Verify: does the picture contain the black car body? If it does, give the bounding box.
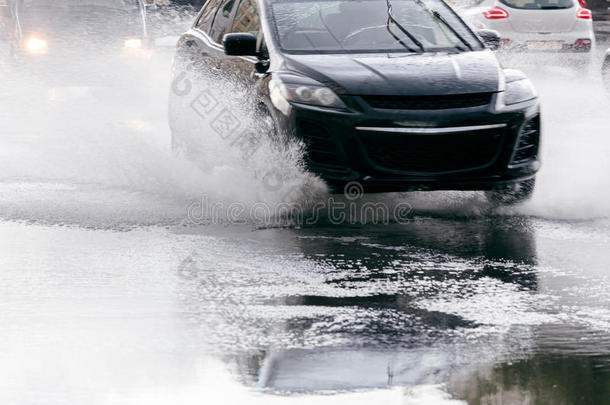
[170,0,541,200]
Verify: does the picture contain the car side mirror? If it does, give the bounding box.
[477,29,501,51]
[223,33,258,56]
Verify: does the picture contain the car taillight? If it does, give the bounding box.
[484,6,509,19]
[576,7,592,19]
[574,39,592,48]
[578,0,586,7]
[483,7,508,20]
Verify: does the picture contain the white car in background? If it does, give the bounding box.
[466,0,594,64]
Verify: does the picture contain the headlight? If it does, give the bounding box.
[269,77,346,112]
[25,37,48,54]
[124,38,143,49]
[498,69,537,107]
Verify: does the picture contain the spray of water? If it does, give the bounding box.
[1,15,609,227]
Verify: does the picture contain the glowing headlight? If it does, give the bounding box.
[498,70,537,107]
[270,77,346,112]
[25,37,48,54]
[124,38,143,49]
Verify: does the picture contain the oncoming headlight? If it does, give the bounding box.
[498,69,537,107]
[269,77,346,113]
[25,36,48,54]
[124,38,143,49]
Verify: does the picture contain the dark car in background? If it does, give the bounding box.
[169,0,542,204]
[3,0,150,61]
[0,0,156,85]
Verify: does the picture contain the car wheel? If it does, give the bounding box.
[485,178,536,206]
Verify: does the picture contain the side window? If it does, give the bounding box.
[195,0,222,33]
[229,0,260,37]
[209,0,237,43]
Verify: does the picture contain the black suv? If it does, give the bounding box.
[169,0,541,203]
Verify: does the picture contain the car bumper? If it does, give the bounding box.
[493,30,594,53]
[276,94,541,193]
[495,51,593,71]
[467,18,593,51]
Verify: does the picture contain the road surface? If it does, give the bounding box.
[1,47,609,404]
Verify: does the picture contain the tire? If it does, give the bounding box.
[485,178,536,206]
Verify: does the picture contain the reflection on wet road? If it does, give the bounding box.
[2,216,609,403]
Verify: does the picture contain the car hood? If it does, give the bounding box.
[281,50,501,96]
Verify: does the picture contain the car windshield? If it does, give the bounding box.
[14,0,143,39]
[270,0,482,54]
[499,0,574,9]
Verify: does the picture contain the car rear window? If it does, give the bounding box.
[499,0,574,10]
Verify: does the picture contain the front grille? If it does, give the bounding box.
[511,118,540,165]
[297,120,344,168]
[362,93,493,110]
[358,127,504,173]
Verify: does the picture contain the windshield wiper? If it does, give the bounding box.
[385,0,425,52]
[386,20,418,52]
[430,9,473,51]
[411,0,473,51]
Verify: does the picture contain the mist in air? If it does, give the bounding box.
[1,7,609,227]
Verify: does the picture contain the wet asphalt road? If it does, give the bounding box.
[2,217,610,404]
[1,45,610,404]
